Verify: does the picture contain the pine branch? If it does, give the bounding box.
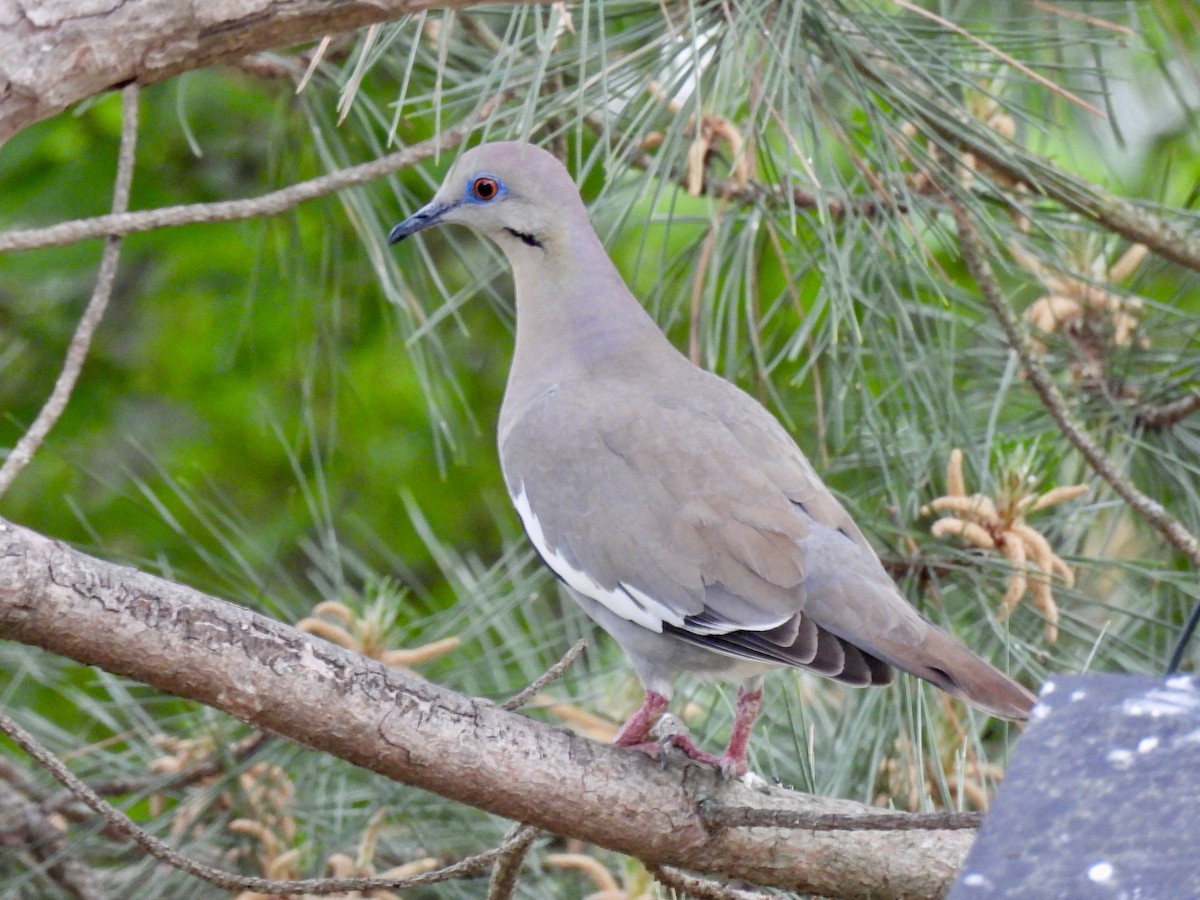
[951,202,1200,571]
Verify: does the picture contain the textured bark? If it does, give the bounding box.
[0,516,973,898]
[0,0,546,143]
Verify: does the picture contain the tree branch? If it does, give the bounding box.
[0,83,138,497]
[0,106,492,255]
[486,823,541,900]
[0,516,974,899]
[0,0,548,143]
[824,10,1200,275]
[950,202,1200,571]
[1134,390,1200,431]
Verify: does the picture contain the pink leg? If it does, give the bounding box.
[719,684,763,776]
[666,683,763,777]
[612,690,670,747]
[614,685,764,778]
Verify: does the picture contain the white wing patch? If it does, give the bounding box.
[512,485,686,633]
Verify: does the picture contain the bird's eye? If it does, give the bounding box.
[471,177,500,202]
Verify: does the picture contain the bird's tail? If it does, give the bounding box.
[898,626,1037,721]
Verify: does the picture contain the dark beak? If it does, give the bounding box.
[388,199,458,244]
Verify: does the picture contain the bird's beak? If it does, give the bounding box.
[388,198,459,244]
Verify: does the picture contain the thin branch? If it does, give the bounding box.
[700,802,982,831]
[0,83,139,498]
[0,709,522,896]
[485,639,597,897]
[1134,391,1200,431]
[486,823,541,900]
[487,639,592,898]
[1047,186,1200,277]
[42,729,272,818]
[694,171,915,218]
[500,638,587,711]
[950,202,1200,571]
[651,865,773,900]
[0,103,494,256]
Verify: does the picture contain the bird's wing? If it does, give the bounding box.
[499,371,901,684]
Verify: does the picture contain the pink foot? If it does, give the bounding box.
[672,683,763,777]
[610,685,764,778]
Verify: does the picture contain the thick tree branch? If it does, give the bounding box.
[0,0,548,143]
[0,517,974,899]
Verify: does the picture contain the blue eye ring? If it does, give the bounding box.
[466,173,506,204]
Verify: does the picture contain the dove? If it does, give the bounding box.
[389,141,1034,775]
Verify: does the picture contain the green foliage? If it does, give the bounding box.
[1,1,1198,896]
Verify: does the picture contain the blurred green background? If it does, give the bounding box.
[1,1,1198,896]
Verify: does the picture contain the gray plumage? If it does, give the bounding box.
[390,141,1035,774]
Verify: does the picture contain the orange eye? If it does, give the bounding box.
[471,177,500,201]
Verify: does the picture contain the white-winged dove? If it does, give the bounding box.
[390,142,1036,776]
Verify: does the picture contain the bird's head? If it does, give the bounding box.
[388,142,583,252]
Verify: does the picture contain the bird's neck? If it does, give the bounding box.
[502,222,680,416]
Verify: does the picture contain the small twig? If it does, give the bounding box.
[0,99,497,255]
[676,164,912,220]
[696,174,914,218]
[500,638,587,712]
[651,865,773,899]
[42,729,272,818]
[1134,390,1200,431]
[486,822,541,900]
[487,640,590,897]
[699,801,982,832]
[950,201,1200,572]
[0,711,525,895]
[0,83,139,498]
[1028,0,1137,35]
